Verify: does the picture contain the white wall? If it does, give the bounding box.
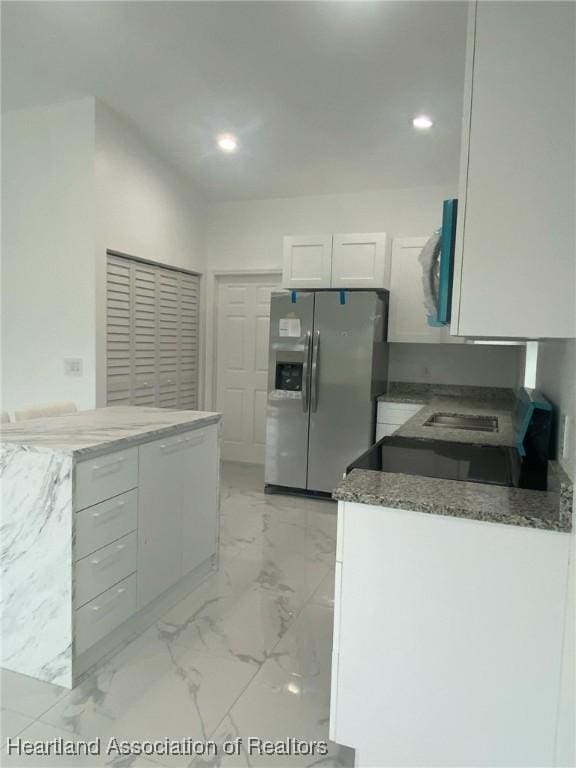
[94,101,207,406]
[2,98,97,414]
[95,102,206,272]
[388,343,523,389]
[2,98,208,413]
[206,185,456,272]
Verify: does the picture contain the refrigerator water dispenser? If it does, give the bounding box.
[275,362,303,392]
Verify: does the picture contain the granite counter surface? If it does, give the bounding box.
[333,463,573,533]
[394,401,515,447]
[0,406,222,459]
[378,382,515,405]
[378,383,516,447]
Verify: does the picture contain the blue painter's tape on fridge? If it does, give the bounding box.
[339,290,346,305]
[291,290,297,304]
[437,198,458,325]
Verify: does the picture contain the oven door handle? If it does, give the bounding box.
[302,331,312,412]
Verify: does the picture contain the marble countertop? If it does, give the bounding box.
[333,464,573,533]
[0,406,222,459]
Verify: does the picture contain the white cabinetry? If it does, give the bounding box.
[452,2,575,338]
[1,411,221,690]
[330,501,571,766]
[138,426,219,607]
[72,423,219,658]
[389,238,463,344]
[138,434,188,607]
[331,233,389,289]
[375,400,424,441]
[282,233,390,290]
[181,427,219,576]
[282,236,332,289]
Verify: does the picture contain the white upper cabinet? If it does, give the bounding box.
[331,233,390,289]
[389,237,463,344]
[282,235,332,289]
[282,233,390,290]
[452,1,575,339]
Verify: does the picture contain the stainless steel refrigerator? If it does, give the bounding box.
[265,290,389,495]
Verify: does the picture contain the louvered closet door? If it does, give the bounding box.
[178,273,200,410]
[158,268,180,408]
[106,256,132,405]
[106,254,200,410]
[132,262,158,405]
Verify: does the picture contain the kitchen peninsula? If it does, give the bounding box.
[0,407,221,689]
[330,464,573,767]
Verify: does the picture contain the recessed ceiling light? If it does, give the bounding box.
[217,133,238,153]
[413,115,434,130]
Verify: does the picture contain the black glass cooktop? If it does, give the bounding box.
[348,436,519,487]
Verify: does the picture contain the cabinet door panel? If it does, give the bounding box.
[282,236,332,289]
[453,2,575,338]
[389,237,463,343]
[332,233,390,289]
[180,426,219,575]
[137,436,184,607]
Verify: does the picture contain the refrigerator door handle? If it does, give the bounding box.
[302,331,312,412]
[310,330,320,413]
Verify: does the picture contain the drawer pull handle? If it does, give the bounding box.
[90,543,126,566]
[184,435,204,445]
[91,457,126,473]
[159,437,194,452]
[91,587,126,612]
[92,500,125,519]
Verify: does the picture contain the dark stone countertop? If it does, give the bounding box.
[333,462,572,533]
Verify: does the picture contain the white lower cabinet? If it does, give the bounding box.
[331,501,571,767]
[74,531,137,608]
[138,434,189,607]
[138,428,219,608]
[138,427,219,607]
[73,424,219,658]
[75,573,137,655]
[75,489,138,562]
[376,400,424,440]
[180,427,219,576]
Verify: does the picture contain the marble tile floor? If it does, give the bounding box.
[1,462,354,768]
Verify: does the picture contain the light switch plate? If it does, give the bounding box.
[64,357,83,377]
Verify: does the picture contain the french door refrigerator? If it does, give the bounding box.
[265,290,388,495]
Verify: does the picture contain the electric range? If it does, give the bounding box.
[347,388,554,491]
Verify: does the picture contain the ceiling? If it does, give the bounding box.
[2,1,468,202]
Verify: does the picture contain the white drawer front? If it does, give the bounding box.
[74,447,138,511]
[377,402,424,425]
[74,532,137,608]
[75,573,137,655]
[155,429,209,455]
[376,423,399,441]
[75,489,137,561]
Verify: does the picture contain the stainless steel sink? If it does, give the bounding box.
[423,413,499,432]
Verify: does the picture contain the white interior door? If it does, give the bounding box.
[216,274,280,463]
